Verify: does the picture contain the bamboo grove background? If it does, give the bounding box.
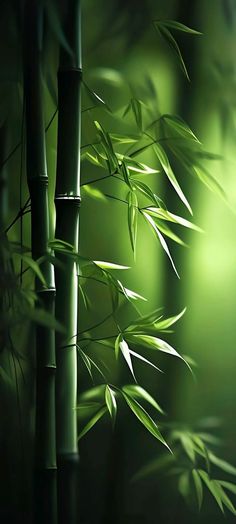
[1,0,236,523]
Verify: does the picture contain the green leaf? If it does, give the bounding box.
[78,405,107,440]
[142,211,179,278]
[110,133,139,144]
[94,120,118,173]
[127,190,138,254]
[115,334,136,380]
[14,253,47,286]
[199,472,236,515]
[80,385,106,402]
[154,142,192,214]
[122,392,170,449]
[172,431,196,462]
[198,470,224,512]
[121,162,134,189]
[125,333,191,372]
[129,349,163,373]
[133,180,160,206]
[82,185,107,202]
[208,452,236,475]
[122,286,147,302]
[122,385,164,414]
[155,23,190,80]
[178,471,190,499]
[132,454,175,481]
[154,308,186,331]
[105,385,117,426]
[145,207,202,232]
[83,82,107,108]
[93,261,130,270]
[131,98,143,130]
[25,307,65,333]
[192,469,203,510]
[163,114,200,142]
[218,481,236,496]
[157,20,202,35]
[78,346,93,380]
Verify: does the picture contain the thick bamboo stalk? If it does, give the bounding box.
[54,1,81,522]
[24,3,57,523]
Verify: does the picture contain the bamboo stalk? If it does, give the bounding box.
[54,1,81,522]
[24,3,57,523]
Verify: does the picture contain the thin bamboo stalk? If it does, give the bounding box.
[24,3,57,523]
[54,2,81,522]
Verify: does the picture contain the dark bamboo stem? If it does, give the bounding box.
[54,2,81,522]
[24,3,57,522]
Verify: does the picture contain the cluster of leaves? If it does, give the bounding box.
[133,422,236,516]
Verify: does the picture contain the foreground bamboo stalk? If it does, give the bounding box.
[24,3,57,522]
[54,1,81,522]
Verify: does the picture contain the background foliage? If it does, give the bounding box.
[0,0,236,523]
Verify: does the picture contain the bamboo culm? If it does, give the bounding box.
[24,2,57,522]
[54,1,81,522]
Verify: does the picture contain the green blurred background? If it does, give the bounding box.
[1,0,236,522]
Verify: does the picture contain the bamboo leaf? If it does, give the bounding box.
[83,82,107,108]
[78,405,107,440]
[129,349,163,373]
[14,253,47,286]
[130,98,143,130]
[133,180,162,206]
[192,469,203,510]
[94,261,130,270]
[178,471,190,499]
[25,307,65,333]
[198,470,224,512]
[110,133,139,144]
[163,114,200,142]
[80,385,106,402]
[155,23,190,80]
[142,211,179,278]
[125,333,191,372]
[122,384,164,414]
[82,185,107,202]
[105,385,117,426]
[78,346,93,381]
[156,20,202,35]
[208,452,236,475]
[121,162,134,189]
[145,207,202,232]
[122,392,170,449]
[115,334,136,381]
[154,143,192,214]
[218,481,236,496]
[154,308,186,331]
[127,190,138,254]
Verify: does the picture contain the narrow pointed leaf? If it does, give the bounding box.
[105,385,117,426]
[129,349,163,373]
[142,211,179,278]
[127,190,138,253]
[122,392,170,449]
[126,333,191,371]
[155,23,190,80]
[122,385,164,414]
[157,20,202,35]
[198,470,224,512]
[145,207,202,232]
[78,405,107,440]
[192,469,203,510]
[94,261,130,270]
[154,142,192,214]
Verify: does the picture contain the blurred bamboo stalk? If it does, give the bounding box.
[24,2,57,522]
